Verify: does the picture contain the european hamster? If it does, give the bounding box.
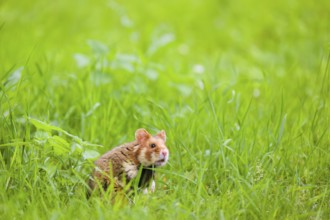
[88,128,169,196]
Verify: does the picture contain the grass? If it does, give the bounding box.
[1,0,330,219]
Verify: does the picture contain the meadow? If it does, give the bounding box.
[0,0,329,219]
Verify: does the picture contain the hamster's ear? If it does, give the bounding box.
[135,128,151,142]
[157,130,166,142]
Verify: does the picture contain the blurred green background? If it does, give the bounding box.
[2,0,328,71]
[1,0,329,219]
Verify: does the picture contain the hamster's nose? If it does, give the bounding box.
[162,151,168,157]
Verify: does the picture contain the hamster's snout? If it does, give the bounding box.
[162,150,168,157]
[154,148,169,167]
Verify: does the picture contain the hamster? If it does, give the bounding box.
[88,128,169,196]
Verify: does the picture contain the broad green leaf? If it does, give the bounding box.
[29,118,64,133]
[148,33,175,55]
[48,136,70,155]
[82,150,100,160]
[5,66,23,89]
[73,53,90,68]
[87,40,109,55]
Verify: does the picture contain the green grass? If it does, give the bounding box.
[1,0,330,219]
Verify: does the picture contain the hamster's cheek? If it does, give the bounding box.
[151,152,159,163]
[137,148,148,165]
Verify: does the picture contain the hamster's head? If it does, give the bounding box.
[135,128,169,167]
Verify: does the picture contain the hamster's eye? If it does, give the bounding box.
[150,143,156,148]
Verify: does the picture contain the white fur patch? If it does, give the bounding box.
[142,180,156,194]
[123,162,138,179]
[150,180,156,193]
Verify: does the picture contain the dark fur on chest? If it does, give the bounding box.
[138,166,155,188]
